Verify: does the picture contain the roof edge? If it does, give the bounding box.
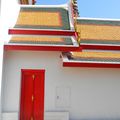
[19,4,68,9]
[77,17,120,22]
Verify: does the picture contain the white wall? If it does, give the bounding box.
[2,50,120,120]
[0,0,1,16]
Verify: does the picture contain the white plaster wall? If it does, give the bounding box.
[0,45,4,120]
[2,50,120,120]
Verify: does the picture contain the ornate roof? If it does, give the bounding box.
[61,18,120,68]
[77,18,120,50]
[62,51,120,68]
[6,5,80,51]
[71,51,120,61]
[6,4,120,68]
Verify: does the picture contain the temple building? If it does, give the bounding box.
[0,0,120,120]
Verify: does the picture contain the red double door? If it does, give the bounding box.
[20,69,45,120]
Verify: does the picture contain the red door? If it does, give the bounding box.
[20,69,45,120]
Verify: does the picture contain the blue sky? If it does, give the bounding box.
[36,0,120,19]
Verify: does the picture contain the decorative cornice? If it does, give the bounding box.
[71,0,79,17]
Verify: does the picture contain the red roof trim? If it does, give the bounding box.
[9,29,77,37]
[63,61,120,68]
[81,44,120,50]
[4,45,82,51]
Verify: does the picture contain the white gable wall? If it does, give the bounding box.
[1,50,120,120]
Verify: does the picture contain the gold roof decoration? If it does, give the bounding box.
[20,0,36,4]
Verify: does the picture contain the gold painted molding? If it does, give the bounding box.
[20,0,36,4]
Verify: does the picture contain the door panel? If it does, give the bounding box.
[34,71,44,120]
[24,74,34,120]
[20,69,45,120]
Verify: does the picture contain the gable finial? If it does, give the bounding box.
[71,0,79,17]
[70,0,80,44]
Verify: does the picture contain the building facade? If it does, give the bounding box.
[1,0,120,120]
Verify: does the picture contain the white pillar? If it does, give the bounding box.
[0,0,19,118]
[0,45,4,120]
[0,0,3,119]
[0,0,1,15]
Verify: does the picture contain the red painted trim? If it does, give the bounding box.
[78,23,120,27]
[75,32,78,39]
[4,45,82,52]
[81,44,120,50]
[63,62,120,68]
[9,29,76,36]
[20,69,45,120]
[20,70,25,120]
